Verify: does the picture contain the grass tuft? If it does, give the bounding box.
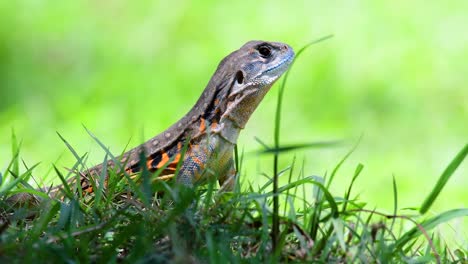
[0,136,466,262]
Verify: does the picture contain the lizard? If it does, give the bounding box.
[8,40,295,203]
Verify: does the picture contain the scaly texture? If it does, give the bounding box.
[11,40,295,202]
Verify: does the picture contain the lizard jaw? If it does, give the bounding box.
[252,47,295,87]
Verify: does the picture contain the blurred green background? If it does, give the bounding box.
[0,0,466,225]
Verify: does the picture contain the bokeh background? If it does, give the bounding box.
[1,1,466,233]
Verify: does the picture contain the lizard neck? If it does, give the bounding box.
[220,83,274,129]
[215,118,241,145]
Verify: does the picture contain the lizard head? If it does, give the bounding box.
[225,40,295,95]
[215,40,295,129]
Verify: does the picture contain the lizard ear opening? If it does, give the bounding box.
[235,70,244,84]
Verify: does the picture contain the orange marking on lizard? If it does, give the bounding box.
[199,118,206,132]
[146,158,153,171]
[211,120,218,130]
[174,152,181,164]
[84,186,93,193]
[167,143,183,169]
[156,152,170,168]
[167,153,181,169]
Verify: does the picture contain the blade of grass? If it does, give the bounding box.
[342,163,364,213]
[272,34,333,251]
[326,135,362,189]
[30,200,61,241]
[390,175,398,232]
[53,165,75,199]
[20,159,41,189]
[57,132,82,162]
[0,163,40,195]
[7,188,50,200]
[420,143,468,214]
[283,156,296,216]
[11,128,20,178]
[83,125,121,171]
[254,136,272,151]
[2,134,22,180]
[331,218,346,251]
[258,166,291,192]
[93,154,108,206]
[395,208,468,251]
[267,176,339,218]
[309,176,325,240]
[256,141,342,155]
[233,145,244,193]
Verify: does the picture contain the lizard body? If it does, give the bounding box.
[13,40,295,201]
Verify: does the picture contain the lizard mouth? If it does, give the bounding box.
[263,49,295,75]
[249,49,294,87]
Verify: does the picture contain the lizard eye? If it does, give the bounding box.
[235,70,244,84]
[257,45,272,58]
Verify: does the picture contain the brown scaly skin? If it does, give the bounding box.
[8,40,295,204]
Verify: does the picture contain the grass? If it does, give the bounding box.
[1,133,467,263]
[0,40,467,262]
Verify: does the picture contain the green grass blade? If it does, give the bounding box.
[0,163,40,195]
[56,131,82,162]
[7,188,50,200]
[2,131,22,181]
[139,150,152,206]
[253,136,272,151]
[420,144,468,214]
[93,154,108,206]
[270,176,339,218]
[256,140,342,155]
[53,165,74,199]
[30,200,61,240]
[342,163,363,213]
[390,175,398,232]
[395,208,468,250]
[309,175,325,240]
[331,218,346,251]
[272,35,333,251]
[11,128,20,178]
[83,125,121,170]
[326,135,362,189]
[283,156,296,216]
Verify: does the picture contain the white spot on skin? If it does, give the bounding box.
[178,123,182,128]
[152,139,159,146]
[165,132,171,138]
